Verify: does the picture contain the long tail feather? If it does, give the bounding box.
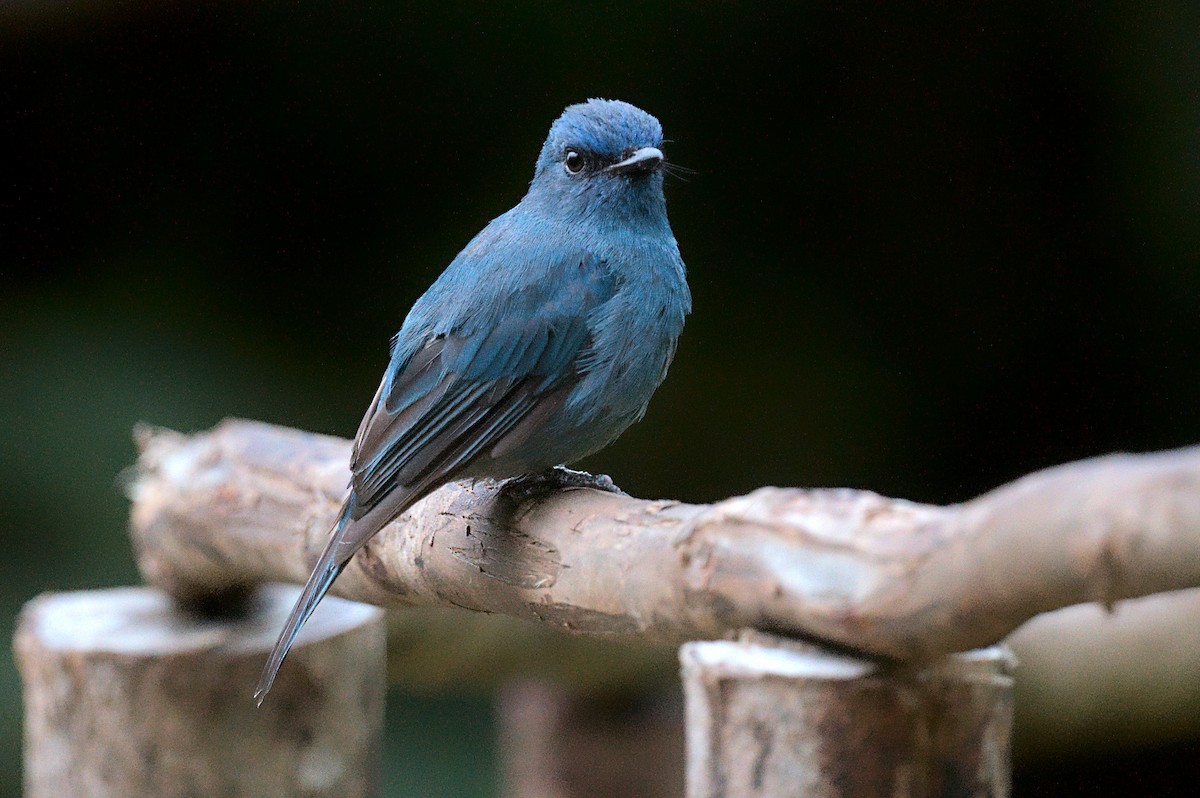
[255,498,359,705]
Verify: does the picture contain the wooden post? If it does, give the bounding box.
[15,585,386,798]
[496,681,685,798]
[680,632,1014,798]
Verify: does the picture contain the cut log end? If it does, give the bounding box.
[16,585,387,798]
[681,631,1015,798]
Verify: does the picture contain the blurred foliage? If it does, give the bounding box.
[383,692,496,798]
[2,2,1198,796]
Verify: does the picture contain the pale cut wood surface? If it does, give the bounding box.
[15,585,386,798]
[680,633,1014,798]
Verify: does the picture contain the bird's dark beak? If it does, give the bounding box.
[607,146,664,176]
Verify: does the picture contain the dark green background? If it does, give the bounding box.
[3,2,1198,795]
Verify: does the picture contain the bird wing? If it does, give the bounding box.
[349,251,618,515]
[255,251,620,703]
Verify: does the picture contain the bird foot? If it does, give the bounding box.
[500,465,627,502]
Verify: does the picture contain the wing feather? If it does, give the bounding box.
[348,252,617,517]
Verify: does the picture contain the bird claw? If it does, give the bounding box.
[547,465,627,495]
[500,465,627,502]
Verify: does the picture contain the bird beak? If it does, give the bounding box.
[607,146,665,175]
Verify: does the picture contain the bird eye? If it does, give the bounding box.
[564,150,586,175]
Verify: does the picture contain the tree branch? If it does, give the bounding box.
[129,419,1200,661]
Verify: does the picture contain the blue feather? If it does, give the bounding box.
[257,98,691,702]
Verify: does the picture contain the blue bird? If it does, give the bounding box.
[256,99,691,703]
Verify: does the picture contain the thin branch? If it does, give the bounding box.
[129,419,1200,660]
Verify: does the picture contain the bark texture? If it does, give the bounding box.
[680,632,1014,798]
[15,585,385,798]
[130,419,1200,661]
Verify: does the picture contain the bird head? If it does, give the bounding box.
[529,99,669,221]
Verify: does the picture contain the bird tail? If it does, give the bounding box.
[255,493,367,705]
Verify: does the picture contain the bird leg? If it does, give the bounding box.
[500,465,627,502]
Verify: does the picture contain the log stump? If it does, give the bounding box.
[15,584,386,798]
[681,632,1015,798]
[497,681,685,798]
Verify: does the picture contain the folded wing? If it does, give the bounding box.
[350,251,618,515]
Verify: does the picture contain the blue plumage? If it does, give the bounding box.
[256,99,691,703]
